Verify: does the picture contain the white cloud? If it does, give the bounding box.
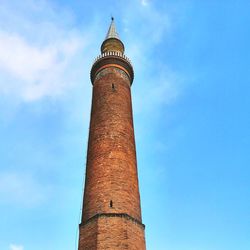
[0,0,91,103]
[0,31,83,101]
[141,0,149,6]
[0,31,80,82]
[123,0,171,46]
[121,1,180,114]
[9,244,24,250]
[0,0,177,108]
[132,69,182,116]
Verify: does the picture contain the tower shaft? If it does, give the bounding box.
[78,19,146,250]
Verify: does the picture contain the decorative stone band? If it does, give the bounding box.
[93,51,132,64]
[90,52,134,84]
[79,213,145,229]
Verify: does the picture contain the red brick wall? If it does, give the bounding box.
[78,219,98,250]
[79,215,146,250]
[79,66,146,249]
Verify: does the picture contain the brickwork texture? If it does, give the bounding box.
[78,20,146,249]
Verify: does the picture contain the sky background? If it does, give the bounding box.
[0,0,250,250]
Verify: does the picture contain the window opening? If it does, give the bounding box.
[110,200,113,208]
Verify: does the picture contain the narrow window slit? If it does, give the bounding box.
[110,200,113,208]
[112,83,115,91]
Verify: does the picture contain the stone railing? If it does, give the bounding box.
[92,51,133,66]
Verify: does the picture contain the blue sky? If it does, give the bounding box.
[0,0,249,250]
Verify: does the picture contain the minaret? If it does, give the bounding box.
[78,18,146,249]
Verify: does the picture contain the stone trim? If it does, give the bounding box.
[94,67,131,88]
[90,53,134,84]
[80,213,145,229]
[93,51,132,65]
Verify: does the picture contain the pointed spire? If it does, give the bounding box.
[105,17,120,40]
[101,17,125,54]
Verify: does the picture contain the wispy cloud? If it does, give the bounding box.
[120,1,180,114]
[0,172,51,207]
[123,1,171,47]
[0,0,178,108]
[9,244,24,250]
[141,0,149,6]
[0,31,83,101]
[0,0,90,103]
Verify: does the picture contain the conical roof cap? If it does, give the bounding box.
[101,17,124,54]
[105,17,120,40]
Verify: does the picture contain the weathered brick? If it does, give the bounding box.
[78,47,145,249]
[79,215,145,250]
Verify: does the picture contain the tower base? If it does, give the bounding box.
[78,213,146,250]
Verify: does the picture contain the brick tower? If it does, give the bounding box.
[78,18,146,250]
